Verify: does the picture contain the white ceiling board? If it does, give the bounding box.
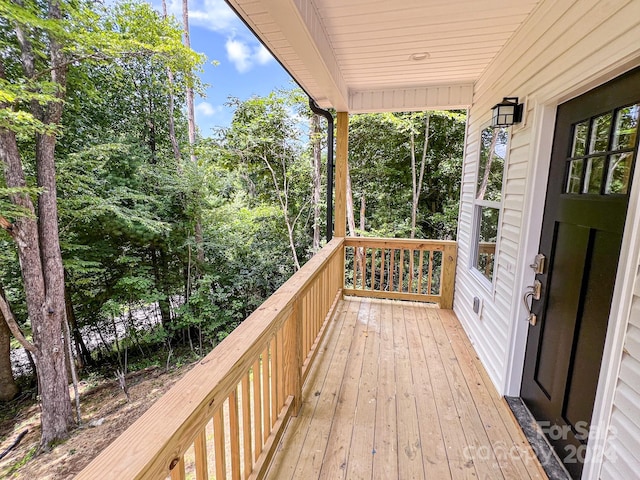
[226,0,542,112]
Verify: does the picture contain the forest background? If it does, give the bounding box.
[0,0,466,461]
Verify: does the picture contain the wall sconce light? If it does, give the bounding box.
[491,97,523,127]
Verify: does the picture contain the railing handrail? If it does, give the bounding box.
[344,236,457,249]
[76,237,344,480]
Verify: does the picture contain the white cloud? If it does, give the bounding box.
[195,101,220,117]
[225,38,252,73]
[225,37,273,73]
[162,0,240,35]
[255,44,273,65]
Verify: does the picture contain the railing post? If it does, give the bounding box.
[284,301,302,416]
[441,243,458,309]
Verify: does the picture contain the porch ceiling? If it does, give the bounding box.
[225,0,541,112]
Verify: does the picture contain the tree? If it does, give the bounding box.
[0,0,201,447]
[0,284,19,401]
[221,90,313,270]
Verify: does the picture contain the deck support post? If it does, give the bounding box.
[284,301,302,416]
[335,112,348,291]
[334,112,348,238]
[441,243,457,309]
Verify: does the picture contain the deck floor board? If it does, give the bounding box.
[266,297,547,480]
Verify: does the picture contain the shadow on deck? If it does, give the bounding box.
[266,297,547,480]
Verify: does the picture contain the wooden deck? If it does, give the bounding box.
[266,297,547,480]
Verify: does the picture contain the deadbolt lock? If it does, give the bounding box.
[530,253,545,274]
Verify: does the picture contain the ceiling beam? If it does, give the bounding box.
[349,84,474,113]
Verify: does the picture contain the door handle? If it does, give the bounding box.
[523,280,542,326]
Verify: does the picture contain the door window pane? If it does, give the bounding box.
[566,160,583,194]
[572,121,589,157]
[606,152,633,194]
[583,156,605,194]
[612,104,639,150]
[475,206,499,281]
[589,113,612,153]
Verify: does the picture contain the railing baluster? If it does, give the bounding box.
[302,292,308,359]
[390,248,395,291]
[270,336,278,428]
[261,346,270,444]
[428,250,434,295]
[194,429,208,480]
[229,388,241,480]
[276,328,284,421]
[417,249,424,295]
[213,408,226,479]
[252,359,262,462]
[409,249,415,293]
[370,248,375,289]
[380,248,386,291]
[399,249,405,293]
[170,456,185,480]
[241,374,252,479]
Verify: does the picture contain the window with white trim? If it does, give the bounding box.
[473,125,508,282]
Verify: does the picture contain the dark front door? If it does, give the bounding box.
[521,67,640,479]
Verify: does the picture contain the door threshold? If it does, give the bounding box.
[505,396,573,480]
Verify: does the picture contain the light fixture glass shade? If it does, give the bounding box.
[491,97,523,127]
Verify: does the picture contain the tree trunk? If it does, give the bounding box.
[64,282,92,368]
[410,113,430,239]
[0,0,73,447]
[0,311,19,402]
[162,0,181,163]
[476,131,499,201]
[285,214,301,271]
[181,0,205,265]
[311,114,322,251]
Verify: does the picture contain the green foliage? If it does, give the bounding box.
[348,111,466,239]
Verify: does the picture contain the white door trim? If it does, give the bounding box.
[502,100,556,397]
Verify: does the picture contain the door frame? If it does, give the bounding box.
[503,60,640,479]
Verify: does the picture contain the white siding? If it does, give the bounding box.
[601,290,640,479]
[453,2,640,468]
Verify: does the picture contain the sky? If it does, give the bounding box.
[154,0,296,136]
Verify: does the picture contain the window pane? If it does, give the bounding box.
[589,113,612,153]
[572,121,589,157]
[612,104,639,150]
[476,126,508,202]
[566,160,583,194]
[606,152,633,194]
[583,156,605,194]
[475,206,499,281]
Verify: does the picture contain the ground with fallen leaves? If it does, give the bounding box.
[0,363,195,479]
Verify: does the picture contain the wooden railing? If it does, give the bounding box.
[76,238,344,480]
[343,237,457,309]
[77,236,458,479]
